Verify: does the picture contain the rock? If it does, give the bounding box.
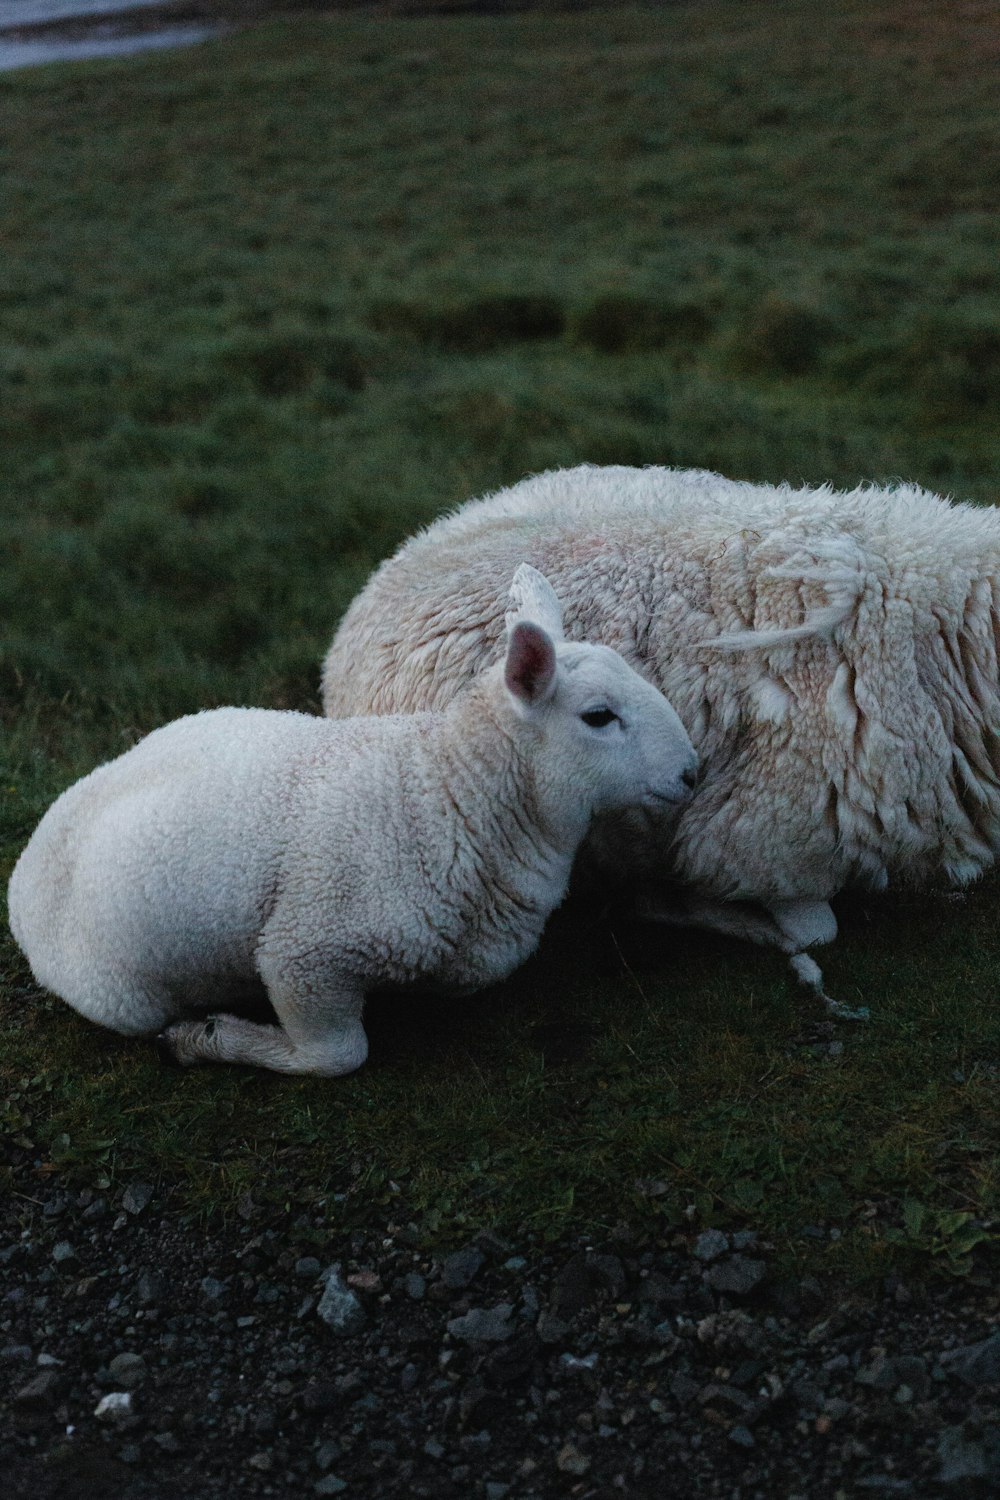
[14,1370,63,1407]
[423,1438,445,1459]
[346,1268,381,1293]
[295,1257,322,1280]
[940,1333,1000,1389]
[121,1183,153,1216]
[555,1442,591,1476]
[314,1478,347,1496]
[559,1351,599,1373]
[199,1276,228,1303]
[728,1424,755,1448]
[668,1372,699,1406]
[535,1311,571,1344]
[135,1270,164,1306]
[0,1344,32,1363]
[447,1304,514,1344]
[51,1242,78,1268]
[481,1330,541,1386]
[550,1253,592,1317]
[703,1256,767,1297]
[441,1247,484,1291]
[693,1229,730,1264]
[586,1253,627,1300]
[937,1425,1000,1484]
[856,1354,928,1395]
[315,1439,342,1471]
[95,1391,134,1425]
[404,1273,426,1300]
[316,1268,366,1337]
[696,1310,767,1353]
[108,1352,147,1390]
[301,1380,339,1415]
[698,1382,758,1418]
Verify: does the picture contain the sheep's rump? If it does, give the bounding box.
[323,465,1000,906]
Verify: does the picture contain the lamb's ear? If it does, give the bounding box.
[505,563,564,643]
[505,621,557,709]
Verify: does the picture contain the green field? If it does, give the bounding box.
[2,0,998,1276]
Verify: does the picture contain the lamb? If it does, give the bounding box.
[322,464,1000,1012]
[8,565,696,1077]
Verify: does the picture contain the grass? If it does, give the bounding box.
[2,0,999,1276]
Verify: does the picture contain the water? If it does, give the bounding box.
[3,1,169,23]
[0,1,220,72]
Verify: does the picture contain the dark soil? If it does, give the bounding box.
[3,1176,1000,1498]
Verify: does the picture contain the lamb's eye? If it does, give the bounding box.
[581,708,618,729]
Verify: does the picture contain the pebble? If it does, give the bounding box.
[316,1268,366,1337]
[314,1479,347,1497]
[555,1441,591,1476]
[315,1439,342,1471]
[441,1247,484,1290]
[447,1304,514,1344]
[94,1391,134,1425]
[937,1426,996,1483]
[108,1352,147,1389]
[121,1183,153,1217]
[941,1333,1000,1388]
[704,1256,767,1296]
[14,1370,62,1407]
[693,1229,730,1263]
[728,1424,756,1448]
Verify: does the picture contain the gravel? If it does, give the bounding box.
[2,1180,999,1497]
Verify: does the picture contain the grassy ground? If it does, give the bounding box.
[2,0,998,1276]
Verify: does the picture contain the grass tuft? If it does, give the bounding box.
[570,293,712,353]
[369,293,566,351]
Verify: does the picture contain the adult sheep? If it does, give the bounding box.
[9,566,695,1076]
[323,464,1000,1013]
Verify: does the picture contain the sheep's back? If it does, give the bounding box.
[323,465,1000,900]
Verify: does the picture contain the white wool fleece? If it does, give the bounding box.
[9,565,696,1076]
[322,465,1000,993]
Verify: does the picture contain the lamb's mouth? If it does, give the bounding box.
[646,787,694,808]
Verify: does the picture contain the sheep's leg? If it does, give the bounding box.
[765,899,838,951]
[633,890,799,950]
[634,890,868,1021]
[158,977,369,1077]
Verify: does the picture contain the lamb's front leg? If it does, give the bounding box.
[158,979,369,1077]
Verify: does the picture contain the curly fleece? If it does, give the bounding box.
[323,464,1000,909]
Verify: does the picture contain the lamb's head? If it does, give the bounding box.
[501,564,697,816]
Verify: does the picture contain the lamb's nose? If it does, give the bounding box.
[681,764,698,790]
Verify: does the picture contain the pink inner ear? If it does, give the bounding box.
[505,622,556,705]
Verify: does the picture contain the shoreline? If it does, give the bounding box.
[0,0,589,43]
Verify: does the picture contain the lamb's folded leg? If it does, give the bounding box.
[634,890,868,1021]
[158,981,369,1077]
